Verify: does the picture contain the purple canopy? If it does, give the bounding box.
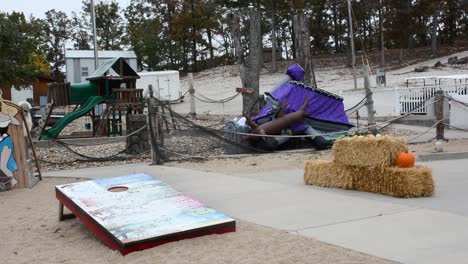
[253,81,352,131]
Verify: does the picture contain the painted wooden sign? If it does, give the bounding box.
[55,173,236,255]
[0,99,35,191]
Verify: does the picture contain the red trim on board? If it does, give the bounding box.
[121,226,236,255]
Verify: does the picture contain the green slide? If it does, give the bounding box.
[42,96,106,140]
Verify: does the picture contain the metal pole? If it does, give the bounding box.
[379,0,386,87]
[90,0,99,69]
[347,0,357,90]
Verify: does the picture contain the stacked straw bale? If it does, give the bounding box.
[304,136,435,198]
[332,136,408,168]
[304,160,353,189]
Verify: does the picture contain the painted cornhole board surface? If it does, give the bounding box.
[55,173,236,255]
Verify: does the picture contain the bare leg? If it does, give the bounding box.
[242,113,259,130]
[1,146,13,177]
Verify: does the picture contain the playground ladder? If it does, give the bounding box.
[32,102,54,141]
[94,109,110,137]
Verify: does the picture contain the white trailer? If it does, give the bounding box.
[137,71,181,101]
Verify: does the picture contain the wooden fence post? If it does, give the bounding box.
[435,90,445,140]
[147,85,164,165]
[364,65,376,133]
[188,73,196,118]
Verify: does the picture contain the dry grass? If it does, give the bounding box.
[304,161,434,198]
[332,136,408,168]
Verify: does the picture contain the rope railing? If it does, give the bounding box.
[51,124,149,147]
[406,119,444,143]
[345,96,367,117]
[444,94,468,108]
[193,91,240,104]
[158,97,440,140]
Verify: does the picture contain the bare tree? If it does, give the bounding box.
[229,2,262,116]
[271,0,277,73]
[431,9,439,54]
[290,0,315,86]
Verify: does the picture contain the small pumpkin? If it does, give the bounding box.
[396,151,415,168]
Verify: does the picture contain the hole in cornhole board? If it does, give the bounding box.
[107,186,129,192]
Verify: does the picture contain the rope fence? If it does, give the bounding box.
[34,85,468,167]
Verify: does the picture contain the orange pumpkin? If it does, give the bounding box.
[396,151,415,168]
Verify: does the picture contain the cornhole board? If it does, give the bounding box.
[55,173,236,255]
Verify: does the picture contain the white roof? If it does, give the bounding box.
[138,71,179,76]
[65,50,137,59]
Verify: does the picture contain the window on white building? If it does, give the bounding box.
[81,67,89,77]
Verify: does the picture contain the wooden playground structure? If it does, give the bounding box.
[34,57,145,140]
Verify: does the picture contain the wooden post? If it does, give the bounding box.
[188,73,196,118]
[435,90,445,140]
[364,65,376,134]
[147,85,164,165]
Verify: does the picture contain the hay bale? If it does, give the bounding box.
[304,160,434,198]
[332,136,408,168]
[304,160,352,189]
[383,166,434,198]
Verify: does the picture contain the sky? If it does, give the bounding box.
[1,0,130,18]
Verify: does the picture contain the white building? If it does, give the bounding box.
[137,71,181,101]
[65,50,138,84]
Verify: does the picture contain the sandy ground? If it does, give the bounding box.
[166,151,330,174]
[0,178,396,264]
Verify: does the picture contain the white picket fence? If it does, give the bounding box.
[341,83,468,117]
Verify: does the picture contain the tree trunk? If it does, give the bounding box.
[290,18,296,59]
[207,27,214,63]
[293,12,315,86]
[407,0,415,56]
[332,3,339,53]
[167,2,174,68]
[243,4,262,116]
[379,0,385,68]
[431,10,438,55]
[228,13,246,86]
[271,0,277,73]
[190,0,197,72]
[282,28,289,60]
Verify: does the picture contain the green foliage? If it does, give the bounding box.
[70,11,92,50]
[83,0,126,50]
[0,12,48,87]
[42,9,71,81]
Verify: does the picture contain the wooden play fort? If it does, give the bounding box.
[304,136,435,198]
[33,57,144,140]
